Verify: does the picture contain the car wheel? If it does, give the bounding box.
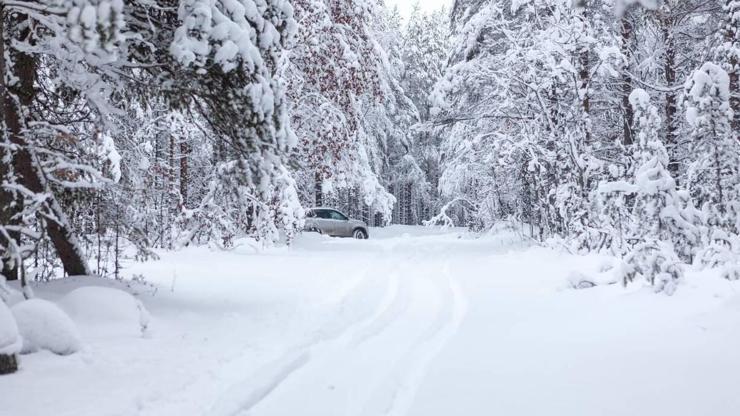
[309,227,323,234]
[353,229,368,240]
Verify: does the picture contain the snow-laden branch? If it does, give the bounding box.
[2,0,67,15]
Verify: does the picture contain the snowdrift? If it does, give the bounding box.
[0,301,21,356]
[12,299,82,355]
[59,287,150,337]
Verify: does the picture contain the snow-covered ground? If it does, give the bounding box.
[2,226,740,416]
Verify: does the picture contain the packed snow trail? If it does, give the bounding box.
[227,243,468,416]
[2,226,740,416]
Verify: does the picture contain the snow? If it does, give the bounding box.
[58,286,150,338]
[0,301,21,356]
[629,87,650,111]
[2,226,740,415]
[685,62,733,127]
[615,0,658,16]
[11,299,82,355]
[100,132,122,182]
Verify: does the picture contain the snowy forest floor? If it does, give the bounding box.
[2,226,740,416]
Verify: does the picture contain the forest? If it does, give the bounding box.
[1,0,740,412]
[0,0,738,291]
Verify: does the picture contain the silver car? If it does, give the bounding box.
[304,208,369,239]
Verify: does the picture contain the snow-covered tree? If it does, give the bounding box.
[1,0,127,279]
[286,0,396,223]
[1,0,302,281]
[684,63,740,234]
[629,89,701,260]
[614,89,701,294]
[398,4,450,223]
[715,0,740,135]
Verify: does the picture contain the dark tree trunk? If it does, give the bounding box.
[726,0,739,140]
[0,353,18,375]
[0,7,21,281]
[314,171,323,206]
[0,11,90,277]
[0,153,20,280]
[576,0,591,144]
[731,66,739,141]
[621,14,634,146]
[661,19,679,178]
[180,141,189,207]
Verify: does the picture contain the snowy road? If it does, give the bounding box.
[2,226,740,416]
[237,237,468,416]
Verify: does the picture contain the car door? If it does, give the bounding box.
[312,209,333,235]
[327,210,351,237]
[304,209,321,232]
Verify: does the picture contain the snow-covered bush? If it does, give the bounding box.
[623,241,683,295]
[722,263,740,281]
[696,229,740,281]
[11,299,82,355]
[59,287,150,337]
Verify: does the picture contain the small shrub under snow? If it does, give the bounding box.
[623,241,683,295]
[722,264,740,281]
[59,286,150,336]
[567,268,619,290]
[11,299,82,355]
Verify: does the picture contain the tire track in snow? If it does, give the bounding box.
[242,249,467,416]
[205,253,409,416]
[209,351,311,416]
[348,266,410,347]
[361,262,468,416]
[138,254,396,416]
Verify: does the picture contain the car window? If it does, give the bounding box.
[306,210,317,218]
[314,209,331,219]
[328,210,348,221]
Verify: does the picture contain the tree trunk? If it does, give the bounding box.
[180,141,189,207]
[0,152,20,279]
[168,135,176,249]
[314,171,323,206]
[661,18,679,179]
[0,353,18,375]
[0,7,21,281]
[725,0,739,140]
[0,11,90,277]
[576,0,592,144]
[621,14,634,146]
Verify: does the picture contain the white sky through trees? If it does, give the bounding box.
[386,0,451,18]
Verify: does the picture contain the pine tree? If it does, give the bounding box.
[685,63,740,234]
[716,0,740,135]
[621,89,702,293]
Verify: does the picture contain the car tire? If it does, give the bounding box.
[353,229,368,240]
[309,227,323,235]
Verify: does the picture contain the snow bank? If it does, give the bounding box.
[566,260,621,289]
[0,301,21,355]
[59,287,150,337]
[11,299,82,355]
